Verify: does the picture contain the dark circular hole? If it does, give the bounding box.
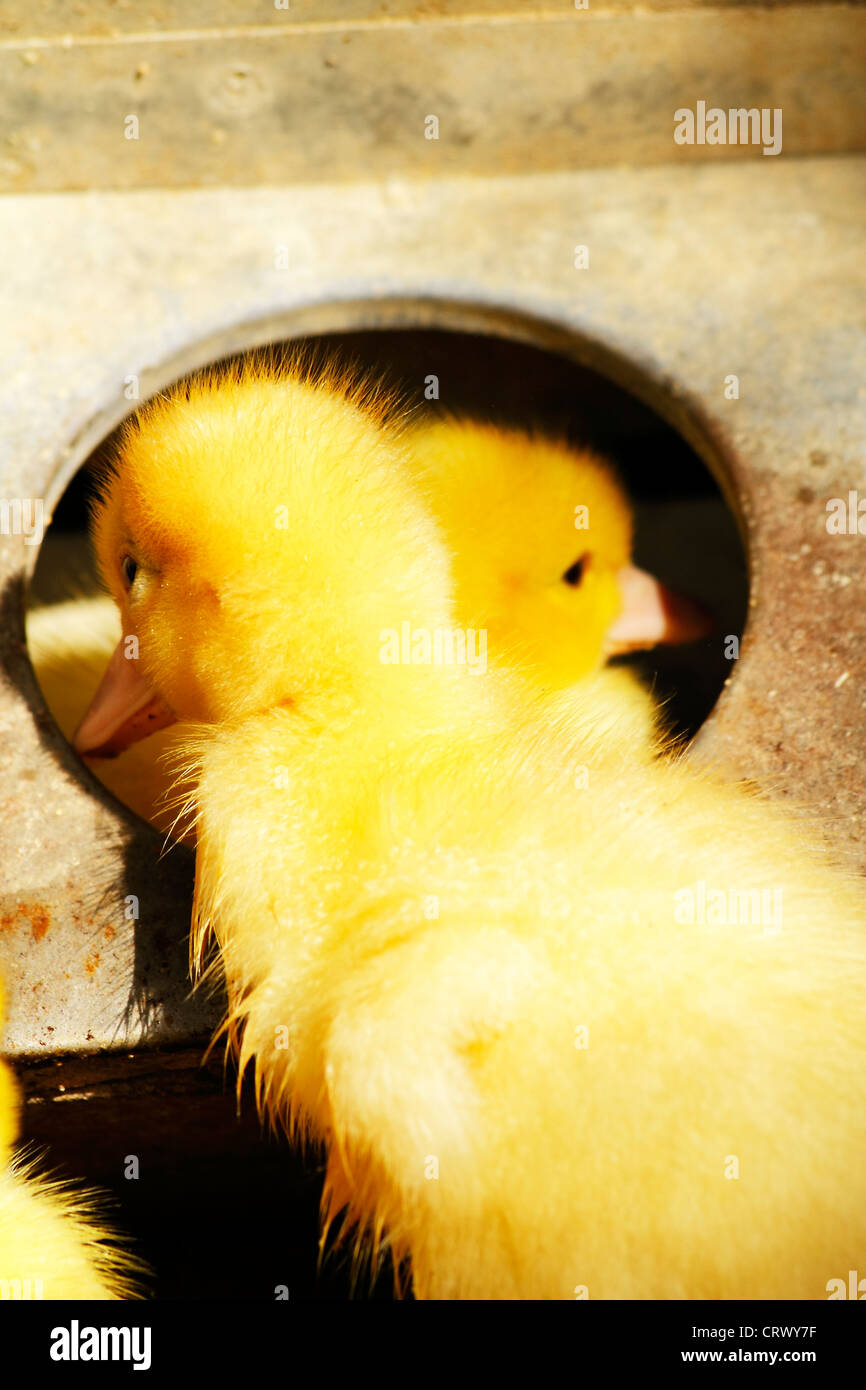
[29,325,748,764]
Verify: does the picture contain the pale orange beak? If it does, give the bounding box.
[73,639,176,758]
[604,564,713,657]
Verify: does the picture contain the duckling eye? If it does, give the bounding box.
[121,554,138,589]
[562,554,590,587]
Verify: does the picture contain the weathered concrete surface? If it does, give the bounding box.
[0,4,863,190]
[0,155,864,1058]
[0,0,836,39]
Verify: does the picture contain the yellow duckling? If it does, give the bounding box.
[411,416,711,751]
[0,980,140,1299]
[73,362,866,1300]
[411,416,709,684]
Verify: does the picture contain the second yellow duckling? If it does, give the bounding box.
[411,416,714,755]
[410,416,709,686]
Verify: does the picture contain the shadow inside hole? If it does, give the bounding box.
[31,327,748,744]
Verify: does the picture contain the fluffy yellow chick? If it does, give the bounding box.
[0,980,141,1299]
[410,417,708,685]
[74,362,866,1299]
[410,416,710,750]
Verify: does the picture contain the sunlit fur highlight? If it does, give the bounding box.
[87,359,866,1299]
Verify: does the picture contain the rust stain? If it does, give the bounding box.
[84,950,101,976]
[30,906,49,942]
[104,923,116,943]
[0,902,51,941]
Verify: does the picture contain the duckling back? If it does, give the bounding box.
[189,690,866,1300]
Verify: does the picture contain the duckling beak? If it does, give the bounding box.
[73,639,176,759]
[605,565,713,656]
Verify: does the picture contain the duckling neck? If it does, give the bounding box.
[189,659,504,1007]
[300,652,499,758]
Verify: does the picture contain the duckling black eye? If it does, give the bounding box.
[562,554,590,587]
[121,555,138,589]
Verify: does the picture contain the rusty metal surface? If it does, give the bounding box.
[0,5,863,191]
[0,154,864,1061]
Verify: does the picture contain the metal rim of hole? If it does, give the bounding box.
[23,294,749,585]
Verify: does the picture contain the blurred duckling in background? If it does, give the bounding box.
[411,416,711,749]
[73,362,866,1299]
[0,980,140,1299]
[412,416,709,683]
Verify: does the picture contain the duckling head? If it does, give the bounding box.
[75,364,455,757]
[412,418,709,688]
